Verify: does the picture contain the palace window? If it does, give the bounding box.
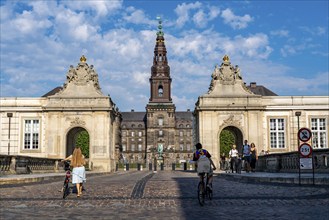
[138,144,142,152]
[122,144,126,152]
[311,118,327,149]
[179,131,184,137]
[24,119,40,149]
[131,144,135,152]
[187,144,191,151]
[131,131,135,137]
[138,131,142,137]
[269,118,285,148]
[159,130,163,137]
[180,144,184,151]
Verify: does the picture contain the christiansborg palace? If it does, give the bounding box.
[1,23,328,172]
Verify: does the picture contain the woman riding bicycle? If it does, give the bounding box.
[192,143,216,190]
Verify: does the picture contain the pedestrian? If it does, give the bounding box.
[242,140,251,173]
[228,144,239,173]
[192,143,216,190]
[250,143,258,172]
[220,153,226,170]
[63,146,86,197]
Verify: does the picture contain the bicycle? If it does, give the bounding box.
[62,160,71,199]
[197,172,213,206]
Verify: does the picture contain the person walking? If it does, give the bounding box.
[242,140,251,173]
[229,144,239,173]
[250,143,258,172]
[63,146,86,197]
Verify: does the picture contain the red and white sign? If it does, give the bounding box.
[299,143,313,157]
[298,128,312,142]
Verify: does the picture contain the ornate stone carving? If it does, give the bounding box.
[223,114,241,127]
[208,55,245,94]
[70,117,86,126]
[60,55,102,95]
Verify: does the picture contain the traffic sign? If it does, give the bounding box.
[300,158,313,170]
[298,127,312,142]
[299,143,313,157]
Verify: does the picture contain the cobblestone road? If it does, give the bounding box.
[1,171,328,220]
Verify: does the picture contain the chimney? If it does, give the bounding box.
[187,109,190,112]
[131,109,134,112]
[250,82,257,88]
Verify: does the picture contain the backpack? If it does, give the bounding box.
[196,149,211,173]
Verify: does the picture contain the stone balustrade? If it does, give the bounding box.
[256,149,329,173]
[0,155,62,175]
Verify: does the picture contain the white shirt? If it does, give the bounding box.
[229,149,239,157]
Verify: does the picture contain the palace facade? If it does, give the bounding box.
[1,21,328,170]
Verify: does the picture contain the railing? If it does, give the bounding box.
[0,155,62,175]
[256,149,329,173]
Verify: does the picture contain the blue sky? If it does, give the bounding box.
[0,0,328,111]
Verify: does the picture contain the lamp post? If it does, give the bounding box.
[295,111,301,185]
[7,113,13,155]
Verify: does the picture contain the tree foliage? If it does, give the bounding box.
[75,130,89,158]
[220,130,235,157]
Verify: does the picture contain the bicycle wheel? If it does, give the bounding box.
[197,182,205,206]
[62,182,69,199]
[207,184,213,200]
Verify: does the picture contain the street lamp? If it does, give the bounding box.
[7,113,13,155]
[295,111,301,186]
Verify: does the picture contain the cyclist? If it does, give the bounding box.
[192,143,216,190]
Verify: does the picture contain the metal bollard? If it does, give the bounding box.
[160,163,164,170]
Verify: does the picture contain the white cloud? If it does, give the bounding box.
[174,1,202,28]
[63,0,123,17]
[270,30,289,37]
[133,72,149,86]
[123,7,156,26]
[221,8,253,29]
[174,2,220,28]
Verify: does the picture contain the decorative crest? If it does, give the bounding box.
[80,55,87,63]
[223,55,230,62]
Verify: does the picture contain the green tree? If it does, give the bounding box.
[76,131,89,158]
[220,130,235,157]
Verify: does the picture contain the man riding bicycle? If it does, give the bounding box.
[192,143,216,190]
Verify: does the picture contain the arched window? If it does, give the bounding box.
[158,85,163,97]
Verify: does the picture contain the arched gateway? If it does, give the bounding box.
[66,127,89,157]
[220,126,244,154]
[43,56,121,171]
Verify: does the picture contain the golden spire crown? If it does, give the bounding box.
[223,55,230,62]
[80,55,87,63]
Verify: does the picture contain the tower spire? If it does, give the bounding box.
[149,17,172,103]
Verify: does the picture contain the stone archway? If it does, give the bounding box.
[220,126,244,153]
[66,127,89,157]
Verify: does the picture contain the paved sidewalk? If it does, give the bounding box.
[218,170,329,185]
[1,170,328,185]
